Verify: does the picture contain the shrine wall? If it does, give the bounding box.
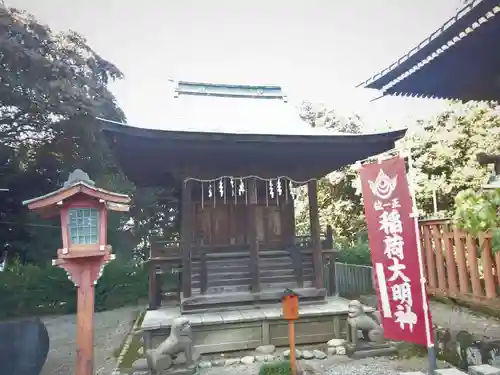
[192,200,295,248]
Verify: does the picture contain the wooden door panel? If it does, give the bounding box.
[212,205,230,245]
[193,202,293,247]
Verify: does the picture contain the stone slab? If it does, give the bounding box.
[398,372,426,375]
[164,364,198,375]
[469,365,500,375]
[436,368,467,375]
[142,296,372,331]
[142,296,365,355]
[345,345,398,359]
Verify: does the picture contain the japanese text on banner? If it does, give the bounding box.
[369,168,418,332]
[360,156,432,346]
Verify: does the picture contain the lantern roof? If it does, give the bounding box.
[358,0,500,101]
[281,288,300,299]
[23,169,131,217]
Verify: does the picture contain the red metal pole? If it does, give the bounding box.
[288,321,297,375]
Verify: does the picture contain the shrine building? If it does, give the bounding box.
[100,80,406,352]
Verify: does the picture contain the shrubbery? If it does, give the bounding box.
[259,360,292,375]
[0,232,373,321]
[335,231,372,266]
[0,260,148,320]
[454,188,500,254]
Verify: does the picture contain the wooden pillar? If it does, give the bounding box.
[248,178,260,292]
[286,198,296,247]
[286,190,303,287]
[325,225,333,249]
[75,266,95,375]
[199,249,208,294]
[181,179,193,299]
[147,262,159,310]
[325,225,337,295]
[308,180,324,289]
[57,257,109,375]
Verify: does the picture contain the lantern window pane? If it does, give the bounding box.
[69,208,99,245]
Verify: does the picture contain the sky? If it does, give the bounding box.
[9,0,464,132]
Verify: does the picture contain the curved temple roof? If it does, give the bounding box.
[358,0,500,101]
[100,82,407,186]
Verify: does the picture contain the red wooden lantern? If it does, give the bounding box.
[281,288,300,375]
[23,169,131,375]
[282,288,299,321]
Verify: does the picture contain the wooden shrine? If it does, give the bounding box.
[100,81,406,316]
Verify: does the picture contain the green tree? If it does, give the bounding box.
[128,187,179,260]
[295,101,366,244]
[408,101,500,217]
[295,101,500,246]
[0,6,128,263]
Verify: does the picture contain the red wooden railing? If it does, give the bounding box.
[419,219,500,308]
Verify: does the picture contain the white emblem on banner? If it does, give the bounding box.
[368,169,397,200]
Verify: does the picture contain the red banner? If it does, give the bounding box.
[359,156,433,347]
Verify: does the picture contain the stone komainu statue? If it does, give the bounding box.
[346,300,384,345]
[146,317,194,374]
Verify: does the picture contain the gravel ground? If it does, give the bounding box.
[199,355,450,375]
[40,306,140,375]
[38,296,500,375]
[429,300,500,338]
[361,294,500,338]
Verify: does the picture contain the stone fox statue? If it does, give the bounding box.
[146,317,193,374]
[346,300,384,345]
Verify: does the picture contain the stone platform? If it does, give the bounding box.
[141,296,372,355]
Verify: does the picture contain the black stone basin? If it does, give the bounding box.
[0,317,49,375]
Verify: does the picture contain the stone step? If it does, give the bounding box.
[468,365,500,375]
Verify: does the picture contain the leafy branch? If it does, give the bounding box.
[453,188,500,253]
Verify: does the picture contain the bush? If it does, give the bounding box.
[0,260,148,320]
[259,360,292,375]
[336,231,372,266]
[454,188,500,254]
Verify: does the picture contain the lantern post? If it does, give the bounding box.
[281,288,300,375]
[23,170,131,375]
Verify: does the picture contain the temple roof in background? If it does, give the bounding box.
[358,0,500,101]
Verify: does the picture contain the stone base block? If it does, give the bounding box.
[468,365,500,375]
[164,364,198,375]
[345,342,398,359]
[436,368,467,375]
[0,318,49,375]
